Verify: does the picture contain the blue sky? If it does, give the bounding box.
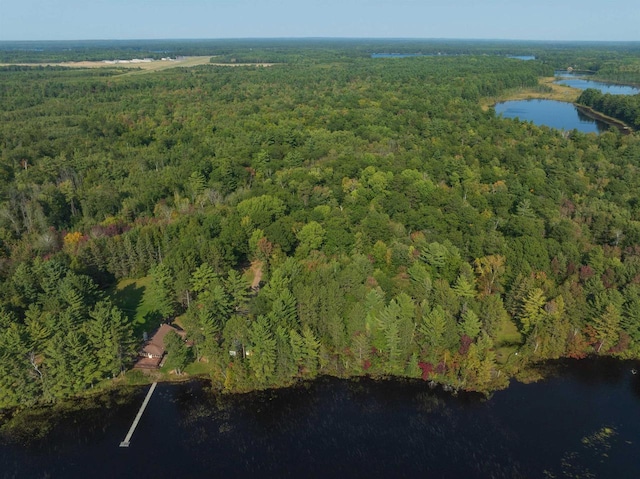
[1,0,638,41]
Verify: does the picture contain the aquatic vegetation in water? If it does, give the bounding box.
[544,426,618,479]
[580,426,617,459]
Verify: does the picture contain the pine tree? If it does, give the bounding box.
[188,171,207,203]
[149,263,176,319]
[191,263,219,296]
[224,269,250,312]
[407,262,432,302]
[274,326,296,381]
[460,308,481,340]
[0,320,42,407]
[396,292,417,354]
[248,315,276,385]
[453,274,476,300]
[592,303,621,353]
[164,330,190,374]
[405,352,421,378]
[383,320,402,375]
[519,288,546,335]
[86,301,135,377]
[290,328,305,372]
[622,292,640,343]
[269,289,298,331]
[301,325,320,376]
[24,305,52,351]
[350,331,372,371]
[420,305,447,351]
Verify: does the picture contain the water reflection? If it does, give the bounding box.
[2,359,640,479]
[556,77,639,95]
[495,99,610,133]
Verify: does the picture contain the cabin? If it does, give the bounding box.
[134,323,186,369]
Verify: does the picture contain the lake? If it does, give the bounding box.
[1,358,639,478]
[494,99,610,133]
[371,53,425,58]
[508,55,535,61]
[555,77,639,95]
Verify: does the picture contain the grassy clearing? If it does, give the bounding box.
[121,369,157,386]
[184,361,216,376]
[246,260,263,289]
[481,77,582,110]
[495,317,523,365]
[108,276,160,336]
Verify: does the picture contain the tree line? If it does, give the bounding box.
[578,88,640,130]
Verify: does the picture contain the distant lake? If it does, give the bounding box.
[555,77,639,95]
[554,70,592,77]
[2,359,640,478]
[508,55,535,61]
[371,53,425,58]
[495,99,610,133]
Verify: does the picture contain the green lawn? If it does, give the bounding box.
[108,276,161,337]
[184,361,216,376]
[495,317,524,365]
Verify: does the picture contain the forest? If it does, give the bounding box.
[578,88,640,130]
[2,40,640,410]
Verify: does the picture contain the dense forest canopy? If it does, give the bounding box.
[2,40,640,409]
[578,88,640,130]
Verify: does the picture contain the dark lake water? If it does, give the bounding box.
[495,99,611,133]
[2,358,639,479]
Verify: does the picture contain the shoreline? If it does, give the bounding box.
[480,76,580,110]
[574,103,633,134]
[483,76,634,133]
[2,355,638,442]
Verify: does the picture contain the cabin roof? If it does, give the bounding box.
[135,323,187,369]
[141,323,185,356]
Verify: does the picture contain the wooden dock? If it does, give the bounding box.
[119,382,158,448]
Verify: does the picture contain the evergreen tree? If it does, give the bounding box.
[164,330,190,374]
[519,288,546,335]
[149,263,177,319]
[224,269,250,312]
[460,308,482,340]
[269,289,299,331]
[248,315,276,385]
[301,325,320,376]
[274,326,296,381]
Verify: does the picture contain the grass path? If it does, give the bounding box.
[249,260,263,290]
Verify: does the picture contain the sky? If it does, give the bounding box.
[1,0,639,42]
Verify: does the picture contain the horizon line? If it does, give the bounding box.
[2,37,640,44]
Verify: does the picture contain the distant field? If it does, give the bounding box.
[0,56,275,74]
[1,55,210,69]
